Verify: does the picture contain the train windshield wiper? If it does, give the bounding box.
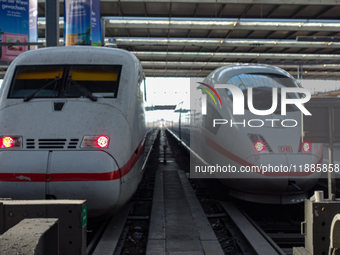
[67,76,97,102]
[24,75,60,102]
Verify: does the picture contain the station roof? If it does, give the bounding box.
[2,0,340,79]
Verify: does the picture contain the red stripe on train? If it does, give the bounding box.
[0,139,145,182]
[206,136,322,177]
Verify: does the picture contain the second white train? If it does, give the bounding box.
[167,64,323,204]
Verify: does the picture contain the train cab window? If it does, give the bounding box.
[65,66,121,98]
[8,65,121,100]
[227,73,296,93]
[9,66,63,98]
[226,73,299,114]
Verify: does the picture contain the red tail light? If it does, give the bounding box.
[254,141,266,152]
[81,136,110,148]
[302,142,311,153]
[0,136,22,148]
[96,136,109,148]
[1,136,14,148]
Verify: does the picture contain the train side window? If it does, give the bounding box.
[143,78,147,101]
[137,72,144,101]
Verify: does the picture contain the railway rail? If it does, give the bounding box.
[86,129,160,255]
[165,127,306,255]
[85,127,308,255]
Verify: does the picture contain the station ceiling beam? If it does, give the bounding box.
[37,0,340,5]
[37,18,340,33]
[142,69,340,79]
[37,37,340,49]
[140,61,340,69]
[132,51,340,60]
[143,69,211,77]
[143,69,340,76]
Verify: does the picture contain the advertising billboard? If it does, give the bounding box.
[0,0,38,61]
[91,0,102,46]
[64,0,92,46]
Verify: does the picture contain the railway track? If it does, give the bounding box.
[86,129,160,255]
[165,128,306,255]
[85,127,307,255]
[187,177,303,255]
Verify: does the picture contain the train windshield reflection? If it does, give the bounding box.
[226,73,300,113]
[8,65,122,99]
[227,73,298,92]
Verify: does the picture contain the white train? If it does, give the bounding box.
[167,64,323,204]
[0,46,153,217]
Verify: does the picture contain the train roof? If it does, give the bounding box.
[205,64,295,84]
[9,46,141,67]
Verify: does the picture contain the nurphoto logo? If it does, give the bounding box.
[198,82,312,128]
[198,82,311,116]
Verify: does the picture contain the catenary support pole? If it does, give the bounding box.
[45,0,60,47]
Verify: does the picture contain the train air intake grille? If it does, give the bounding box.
[26,139,35,149]
[25,139,79,149]
[39,139,66,149]
[68,139,79,149]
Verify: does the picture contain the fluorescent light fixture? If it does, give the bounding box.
[36,16,340,32]
[104,17,340,31]
[105,37,340,48]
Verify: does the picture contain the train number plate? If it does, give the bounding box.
[278,146,293,153]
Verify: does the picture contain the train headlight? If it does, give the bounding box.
[254,141,266,152]
[302,142,311,153]
[248,134,271,153]
[0,136,22,148]
[81,136,110,148]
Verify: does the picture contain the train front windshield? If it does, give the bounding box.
[8,65,122,100]
[226,73,301,114]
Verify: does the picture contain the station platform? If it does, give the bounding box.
[146,129,224,255]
